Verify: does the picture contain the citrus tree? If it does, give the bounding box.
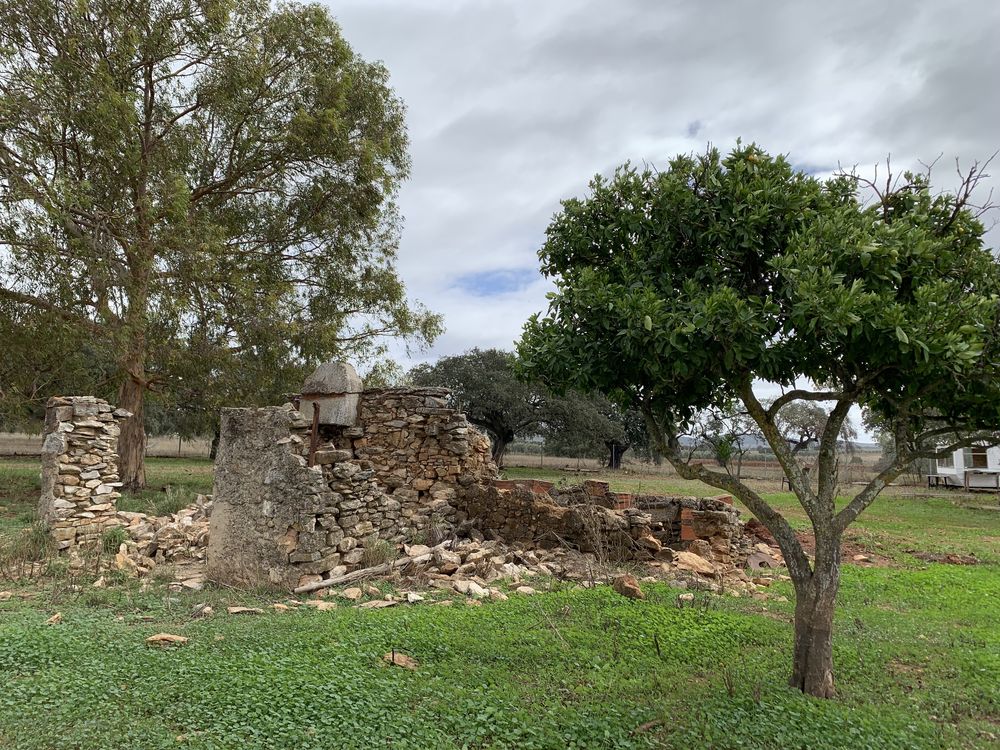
[518,144,1000,697]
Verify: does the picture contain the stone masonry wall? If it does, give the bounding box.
[461,479,752,570]
[206,362,753,589]
[38,396,131,549]
[207,388,497,589]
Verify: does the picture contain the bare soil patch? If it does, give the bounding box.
[744,518,893,566]
[906,551,980,565]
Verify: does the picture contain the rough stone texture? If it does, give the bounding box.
[206,362,751,590]
[456,482,655,557]
[612,573,645,600]
[119,499,212,565]
[206,406,330,588]
[208,386,497,588]
[38,396,131,550]
[455,481,751,570]
[300,361,363,426]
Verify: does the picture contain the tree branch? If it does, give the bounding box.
[766,389,842,418]
[740,382,821,523]
[640,405,813,580]
[0,288,104,334]
[816,397,854,509]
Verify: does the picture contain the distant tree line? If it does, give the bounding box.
[406,347,860,471]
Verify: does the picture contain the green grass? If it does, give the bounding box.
[115,457,214,516]
[0,458,41,533]
[0,458,998,748]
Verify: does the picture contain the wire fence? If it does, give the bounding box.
[503,452,935,487]
[2,434,934,489]
[0,432,213,458]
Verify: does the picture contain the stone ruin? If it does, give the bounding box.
[467,479,752,569]
[37,396,131,549]
[206,362,496,588]
[206,361,757,590]
[37,363,764,593]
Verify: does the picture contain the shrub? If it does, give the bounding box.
[361,536,395,568]
[0,521,52,564]
[101,526,129,555]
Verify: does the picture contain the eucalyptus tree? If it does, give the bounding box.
[518,144,1000,697]
[0,0,439,488]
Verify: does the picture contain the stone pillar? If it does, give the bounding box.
[207,406,334,589]
[39,396,131,549]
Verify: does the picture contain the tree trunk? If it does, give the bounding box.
[490,431,512,467]
[117,367,147,492]
[209,426,221,461]
[606,441,629,470]
[789,538,841,698]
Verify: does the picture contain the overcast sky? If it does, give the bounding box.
[330,0,1000,398]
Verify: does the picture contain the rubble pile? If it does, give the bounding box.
[47,494,786,602]
[458,480,755,574]
[292,534,775,599]
[117,498,212,566]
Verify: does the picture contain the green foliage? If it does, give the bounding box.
[101,526,129,556]
[117,481,204,517]
[772,400,858,454]
[544,391,649,465]
[410,348,553,463]
[0,0,440,453]
[519,143,1000,434]
[411,348,646,465]
[0,305,117,430]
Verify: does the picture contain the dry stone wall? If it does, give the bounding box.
[206,361,755,590]
[38,396,131,549]
[207,386,497,589]
[458,479,752,570]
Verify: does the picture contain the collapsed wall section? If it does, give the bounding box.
[207,388,497,589]
[460,479,752,570]
[205,362,755,589]
[38,396,131,549]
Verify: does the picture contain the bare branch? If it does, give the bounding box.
[815,398,853,509]
[766,389,842,418]
[833,461,908,534]
[740,383,819,521]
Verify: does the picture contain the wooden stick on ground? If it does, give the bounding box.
[293,553,433,594]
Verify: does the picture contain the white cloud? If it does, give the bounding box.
[329,0,1000,438]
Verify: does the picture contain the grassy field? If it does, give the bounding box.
[0,457,998,749]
